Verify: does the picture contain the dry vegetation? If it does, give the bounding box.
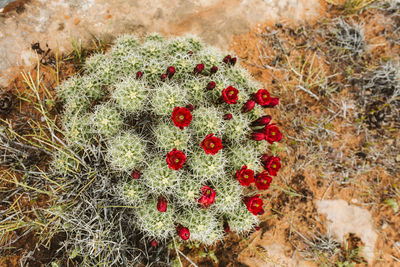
[227,0,400,266]
[0,0,399,266]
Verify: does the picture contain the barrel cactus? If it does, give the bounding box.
[55,33,282,247]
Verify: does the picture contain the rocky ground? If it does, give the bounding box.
[1,0,400,266]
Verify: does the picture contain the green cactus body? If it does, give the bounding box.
[54,34,281,247]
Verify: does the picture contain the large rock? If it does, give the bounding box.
[0,0,322,86]
[238,231,315,267]
[317,199,377,265]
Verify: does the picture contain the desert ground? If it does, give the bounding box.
[1,0,399,266]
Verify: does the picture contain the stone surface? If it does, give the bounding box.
[0,0,322,86]
[238,231,315,267]
[0,0,14,9]
[317,199,378,264]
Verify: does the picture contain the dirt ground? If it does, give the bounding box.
[225,3,400,266]
[1,0,400,266]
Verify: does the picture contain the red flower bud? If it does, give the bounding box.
[230,57,237,66]
[223,55,231,64]
[207,81,216,90]
[166,66,176,79]
[136,71,143,80]
[151,239,159,247]
[157,196,168,212]
[185,104,194,112]
[254,226,261,231]
[242,100,255,113]
[251,115,272,126]
[131,170,141,179]
[187,51,194,56]
[210,65,218,74]
[177,226,190,240]
[223,113,232,120]
[251,132,266,141]
[194,63,204,74]
[261,154,270,163]
[224,223,230,233]
[160,73,167,81]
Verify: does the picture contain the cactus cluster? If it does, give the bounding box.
[55,34,283,246]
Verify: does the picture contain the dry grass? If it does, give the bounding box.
[230,2,400,266]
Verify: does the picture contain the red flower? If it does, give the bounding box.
[223,113,232,120]
[262,155,281,176]
[251,132,265,141]
[194,63,204,74]
[242,100,255,113]
[151,239,159,247]
[236,166,255,186]
[166,66,176,78]
[251,115,272,127]
[201,134,223,155]
[207,81,216,90]
[185,104,194,112]
[268,97,279,107]
[131,170,141,179]
[160,73,167,81]
[177,226,190,240]
[254,89,271,106]
[222,86,239,104]
[171,107,192,129]
[254,225,261,231]
[198,185,216,208]
[210,65,218,74]
[230,57,237,66]
[244,194,264,215]
[263,124,282,144]
[157,196,168,212]
[255,171,273,190]
[166,148,187,170]
[136,71,143,79]
[223,55,231,64]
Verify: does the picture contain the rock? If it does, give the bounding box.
[317,199,377,265]
[238,232,314,267]
[0,0,322,86]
